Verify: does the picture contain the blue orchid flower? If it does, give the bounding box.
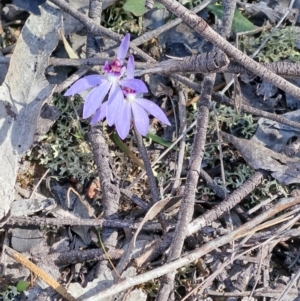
[64,34,146,126]
[115,55,171,139]
[64,34,170,140]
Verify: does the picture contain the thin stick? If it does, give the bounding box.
[131,0,215,47]
[156,0,300,100]
[133,125,160,203]
[6,216,162,231]
[171,89,187,195]
[86,0,103,58]
[88,196,300,300]
[96,227,121,278]
[212,104,227,199]
[49,0,155,63]
[128,120,197,189]
[29,168,50,199]
[221,0,296,94]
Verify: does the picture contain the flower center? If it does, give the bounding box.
[123,87,137,102]
[122,87,137,102]
[126,94,136,102]
[105,59,123,75]
[123,87,136,94]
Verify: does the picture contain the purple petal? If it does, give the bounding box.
[135,98,171,125]
[104,61,110,72]
[64,75,105,96]
[120,66,126,77]
[90,102,108,125]
[131,102,150,136]
[117,33,130,63]
[119,79,148,93]
[126,55,135,79]
[116,101,132,139]
[83,81,111,118]
[106,83,125,126]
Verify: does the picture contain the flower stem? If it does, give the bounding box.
[133,125,160,203]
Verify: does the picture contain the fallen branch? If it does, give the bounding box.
[88,196,300,301]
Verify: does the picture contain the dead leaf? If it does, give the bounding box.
[116,196,175,274]
[252,109,300,152]
[5,246,76,301]
[222,132,300,185]
[0,3,62,224]
[233,74,242,114]
[242,2,283,23]
[58,28,79,59]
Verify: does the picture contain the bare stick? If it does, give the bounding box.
[54,247,123,266]
[156,75,213,300]
[156,2,238,298]
[48,56,300,79]
[200,169,226,198]
[89,125,120,247]
[171,89,187,195]
[86,0,103,58]
[90,196,300,300]
[131,0,215,46]
[133,124,160,203]
[29,168,50,199]
[55,66,92,94]
[120,188,149,210]
[135,171,264,267]
[156,0,300,100]
[170,74,300,131]
[48,0,155,62]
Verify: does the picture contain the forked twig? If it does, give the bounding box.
[90,196,300,300]
[155,2,238,298]
[49,0,155,62]
[156,0,300,100]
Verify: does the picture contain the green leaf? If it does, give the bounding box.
[146,132,178,151]
[111,133,144,169]
[208,4,257,33]
[123,0,163,17]
[123,0,147,16]
[16,280,30,292]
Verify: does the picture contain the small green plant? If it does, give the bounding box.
[0,286,20,301]
[0,280,30,301]
[0,281,29,301]
[186,103,257,169]
[248,177,289,205]
[196,163,254,198]
[28,95,97,182]
[16,281,30,292]
[220,164,254,189]
[102,0,142,34]
[240,26,300,62]
[213,105,257,138]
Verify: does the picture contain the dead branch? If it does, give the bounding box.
[90,196,300,301]
[156,0,300,100]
